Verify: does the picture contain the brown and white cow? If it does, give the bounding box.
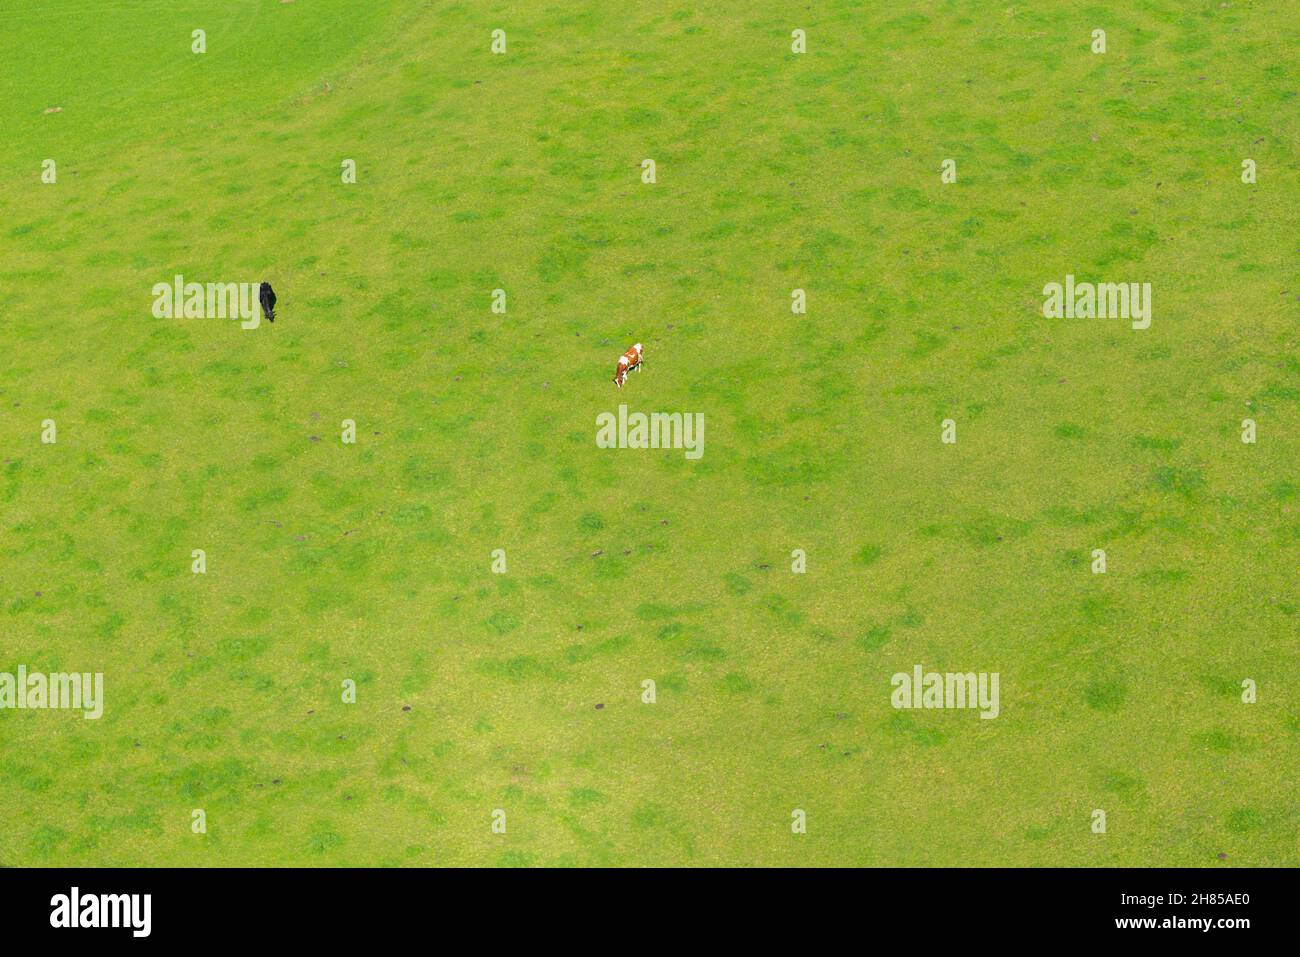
[613,342,643,388]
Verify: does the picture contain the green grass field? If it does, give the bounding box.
[0,1,1295,867]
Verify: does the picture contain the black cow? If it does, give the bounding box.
[259,282,277,322]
